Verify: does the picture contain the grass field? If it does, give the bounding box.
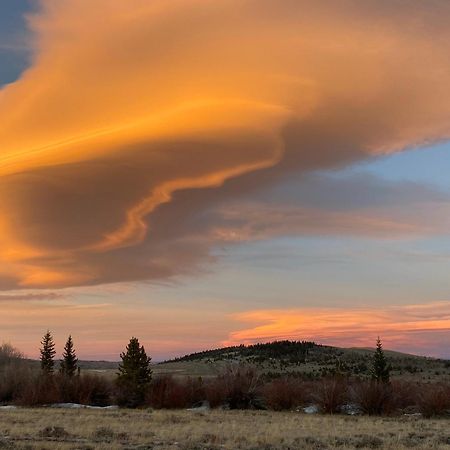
[0,408,449,449]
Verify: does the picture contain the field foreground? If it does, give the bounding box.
[0,408,449,449]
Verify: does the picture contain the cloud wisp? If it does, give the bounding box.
[1,1,450,288]
[0,291,64,302]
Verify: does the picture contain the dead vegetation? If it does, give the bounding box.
[1,361,450,418]
[0,408,449,449]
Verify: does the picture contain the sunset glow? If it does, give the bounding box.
[226,302,450,358]
[1,0,450,360]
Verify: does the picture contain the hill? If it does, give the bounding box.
[3,340,448,382]
[156,340,450,381]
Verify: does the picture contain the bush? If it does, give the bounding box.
[389,380,417,412]
[417,383,450,417]
[148,376,205,409]
[208,365,263,409]
[0,363,32,403]
[204,378,227,408]
[312,377,347,413]
[200,365,264,409]
[0,343,24,364]
[350,381,393,415]
[56,373,112,406]
[16,373,60,406]
[13,372,113,406]
[262,377,307,410]
[0,344,27,403]
[75,373,113,406]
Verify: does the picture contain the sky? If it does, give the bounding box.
[0,0,449,361]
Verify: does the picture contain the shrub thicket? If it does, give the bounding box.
[1,338,449,416]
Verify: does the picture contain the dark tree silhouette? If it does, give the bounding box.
[40,330,56,375]
[371,337,390,383]
[117,337,152,407]
[60,335,78,377]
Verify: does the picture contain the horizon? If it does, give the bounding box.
[10,337,448,364]
[1,1,450,361]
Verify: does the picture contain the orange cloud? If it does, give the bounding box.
[226,302,450,358]
[1,1,450,288]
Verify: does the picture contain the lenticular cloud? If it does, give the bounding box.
[1,0,450,289]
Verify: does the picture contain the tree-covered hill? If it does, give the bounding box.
[161,340,450,381]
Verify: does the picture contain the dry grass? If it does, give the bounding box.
[0,408,448,449]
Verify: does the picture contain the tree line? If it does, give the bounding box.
[38,331,152,407]
[1,335,449,415]
[39,332,391,407]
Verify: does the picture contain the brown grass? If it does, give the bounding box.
[0,408,449,449]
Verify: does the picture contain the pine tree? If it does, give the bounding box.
[60,335,78,377]
[117,337,152,407]
[371,337,390,383]
[40,330,56,375]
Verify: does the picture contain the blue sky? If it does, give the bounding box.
[346,143,450,191]
[0,0,31,86]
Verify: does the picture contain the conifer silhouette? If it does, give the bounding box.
[60,335,78,377]
[371,337,390,383]
[117,337,152,407]
[40,330,56,375]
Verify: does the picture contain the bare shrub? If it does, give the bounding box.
[204,379,227,408]
[0,344,28,403]
[149,375,192,409]
[55,373,80,403]
[389,380,417,412]
[311,377,347,414]
[417,383,450,417]
[262,377,307,410]
[0,343,24,364]
[209,365,263,409]
[13,371,113,406]
[16,373,60,406]
[0,363,32,403]
[350,381,393,415]
[75,373,113,406]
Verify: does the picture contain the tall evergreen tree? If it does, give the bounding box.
[371,337,390,383]
[60,335,78,377]
[40,330,56,375]
[117,337,152,407]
